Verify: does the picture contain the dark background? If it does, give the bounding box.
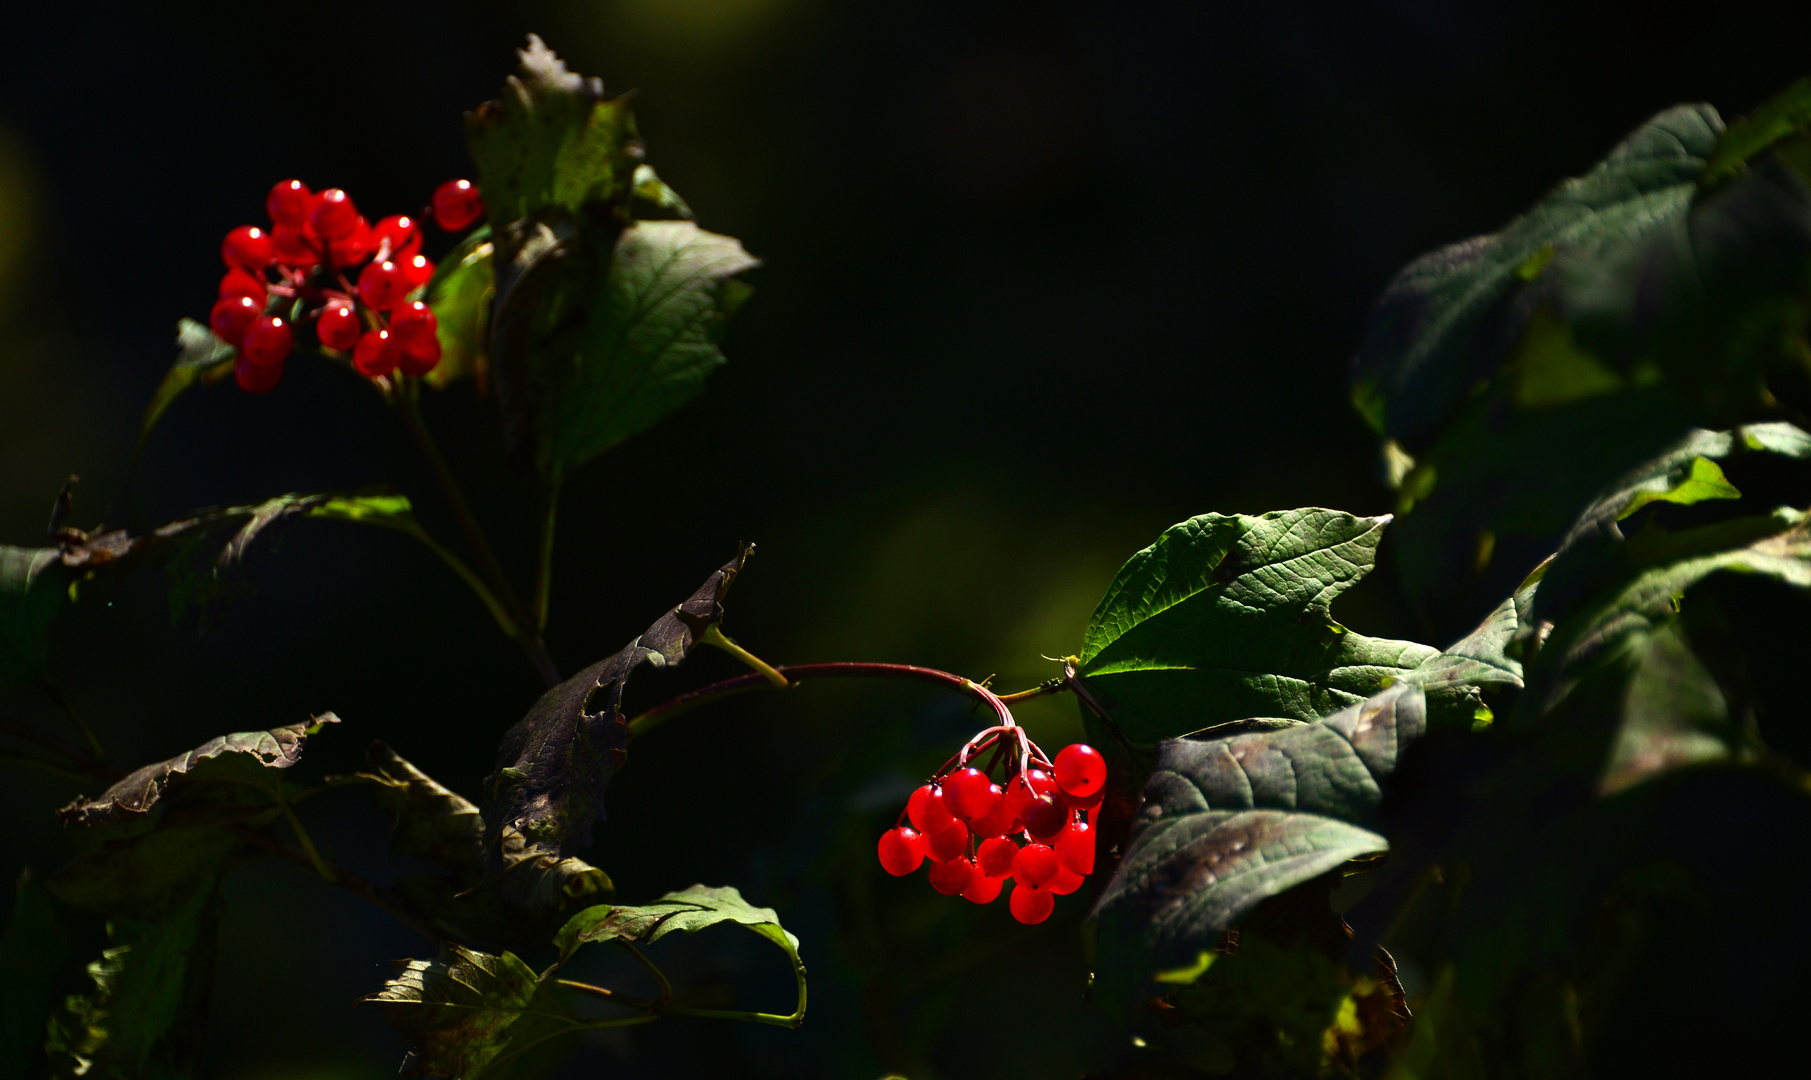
[3,2,1808,1077]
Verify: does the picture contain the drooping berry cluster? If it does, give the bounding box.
[877,723,1107,925]
[208,178,486,394]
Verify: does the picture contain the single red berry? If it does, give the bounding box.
[310,188,359,240]
[241,316,293,367]
[374,214,421,259]
[1025,794,1069,840]
[234,353,282,394]
[961,872,1004,904]
[1004,768,1058,819]
[1049,866,1085,896]
[907,784,956,833]
[966,796,1018,839]
[399,253,435,289]
[221,225,273,271]
[1008,882,1055,925]
[267,179,313,226]
[390,300,437,341]
[218,267,268,304]
[432,178,484,231]
[944,767,1001,821]
[1011,843,1059,889]
[316,302,361,351]
[977,836,1019,879]
[1055,818,1095,876]
[396,331,442,377]
[358,259,408,311]
[210,294,262,346]
[924,817,969,863]
[927,857,976,897]
[1054,744,1107,799]
[1061,784,1106,811]
[329,216,376,268]
[877,827,926,877]
[270,223,321,268]
[352,329,399,377]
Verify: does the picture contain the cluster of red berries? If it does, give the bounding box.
[877,730,1107,925]
[208,178,487,394]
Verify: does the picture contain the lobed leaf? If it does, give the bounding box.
[555,883,800,962]
[362,945,575,1080]
[480,548,748,918]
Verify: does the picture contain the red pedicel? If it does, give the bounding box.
[221,226,273,271]
[961,872,1004,904]
[1055,818,1095,875]
[267,179,312,226]
[976,836,1019,879]
[1054,744,1107,799]
[358,260,408,311]
[315,302,361,351]
[927,858,976,897]
[877,827,926,877]
[234,354,281,394]
[373,214,421,259]
[210,295,262,346]
[907,784,955,833]
[1008,882,1055,925]
[218,267,267,304]
[310,188,359,240]
[241,316,293,367]
[431,178,484,231]
[1011,843,1059,889]
[352,329,399,377]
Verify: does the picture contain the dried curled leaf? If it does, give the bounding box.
[57,715,338,826]
[362,944,575,1080]
[481,548,749,918]
[351,741,486,883]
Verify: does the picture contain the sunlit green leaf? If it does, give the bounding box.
[361,945,577,1080]
[424,228,495,390]
[1701,76,1811,186]
[555,883,799,962]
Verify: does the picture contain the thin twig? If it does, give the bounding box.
[554,978,652,1009]
[533,475,562,634]
[618,941,673,1004]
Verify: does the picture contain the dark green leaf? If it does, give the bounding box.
[1076,510,1454,745]
[0,869,69,1078]
[1406,563,1541,696]
[1090,683,1423,984]
[481,547,748,918]
[1701,76,1811,187]
[0,544,67,688]
[136,319,235,454]
[361,945,577,1080]
[555,883,799,962]
[57,714,337,826]
[47,819,246,921]
[352,741,486,884]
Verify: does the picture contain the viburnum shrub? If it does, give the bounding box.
[6,33,1811,1080]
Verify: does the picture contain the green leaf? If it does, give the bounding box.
[555,883,800,962]
[1090,684,1423,987]
[552,220,758,474]
[466,35,641,227]
[56,714,337,826]
[0,870,69,1078]
[136,319,235,454]
[0,544,67,688]
[46,879,220,1080]
[1076,510,1450,745]
[1701,76,1811,187]
[424,228,496,390]
[361,945,577,1080]
[47,820,246,922]
[632,163,693,218]
[480,547,749,918]
[1407,561,1543,694]
[351,742,486,884]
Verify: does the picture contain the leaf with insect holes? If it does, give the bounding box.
[481,547,749,919]
[363,944,577,1080]
[136,318,236,453]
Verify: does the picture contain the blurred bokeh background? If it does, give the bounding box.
[3,2,1810,1077]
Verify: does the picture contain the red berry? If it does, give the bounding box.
[966,796,1018,839]
[927,857,976,896]
[431,179,484,231]
[1011,843,1059,889]
[210,295,262,346]
[329,216,376,268]
[1055,818,1095,876]
[1061,784,1106,811]
[961,872,1004,904]
[390,300,437,340]
[399,253,435,289]
[316,302,361,351]
[1008,882,1055,925]
[310,188,359,240]
[924,817,969,863]
[270,223,321,268]
[1049,866,1085,896]
[352,329,399,377]
[234,353,282,394]
[374,214,421,259]
[1024,795,1069,840]
[906,784,955,833]
[241,316,293,367]
[221,225,273,271]
[944,767,1001,821]
[218,267,267,304]
[1054,744,1107,799]
[977,836,1019,879]
[267,179,313,226]
[1004,768,1058,819]
[877,827,926,877]
[396,331,442,377]
[357,259,408,311]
